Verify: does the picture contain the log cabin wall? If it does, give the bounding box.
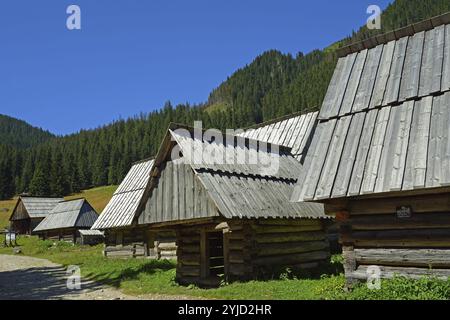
[175,218,330,286]
[104,228,177,259]
[39,228,78,243]
[334,192,450,282]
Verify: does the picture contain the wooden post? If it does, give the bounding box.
[342,245,357,289]
[223,230,230,281]
[200,228,208,278]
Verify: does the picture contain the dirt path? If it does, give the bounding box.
[0,254,195,300]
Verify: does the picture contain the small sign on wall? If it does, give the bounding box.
[396,206,412,219]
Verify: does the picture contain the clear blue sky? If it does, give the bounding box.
[0,0,392,135]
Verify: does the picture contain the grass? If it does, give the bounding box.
[2,236,450,300]
[0,185,117,230]
[65,185,117,214]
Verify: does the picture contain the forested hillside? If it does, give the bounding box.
[0,0,449,200]
[0,114,54,149]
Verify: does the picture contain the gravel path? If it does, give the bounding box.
[0,254,196,300]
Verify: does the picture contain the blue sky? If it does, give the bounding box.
[0,0,392,135]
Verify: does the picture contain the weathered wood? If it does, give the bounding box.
[354,248,450,268]
[348,193,450,215]
[253,250,329,266]
[256,240,329,257]
[399,31,424,100]
[374,101,414,192]
[315,115,352,200]
[340,50,368,115]
[383,37,408,105]
[352,45,383,113]
[347,109,378,196]
[332,112,366,198]
[351,265,450,281]
[251,224,323,234]
[342,246,356,285]
[350,212,450,230]
[370,41,395,108]
[361,106,391,194]
[442,25,450,91]
[403,97,432,190]
[319,53,357,119]
[254,231,326,243]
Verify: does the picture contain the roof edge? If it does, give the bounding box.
[243,109,318,131]
[337,11,450,58]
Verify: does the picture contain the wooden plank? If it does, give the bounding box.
[383,37,408,105]
[360,106,391,194]
[351,265,450,280]
[399,31,425,100]
[315,115,352,199]
[426,92,450,187]
[350,213,450,231]
[374,101,414,192]
[253,250,329,266]
[319,53,357,119]
[185,164,195,219]
[173,161,179,220]
[332,112,366,198]
[352,45,383,113]
[297,119,336,201]
[257,240,329,257]
[442,25,450,91]
[432,25,446,94]
[340,50,368,115]
[178,163,186,221]
[370,41,396,108]
[254,231,326,244]
[332,113,365,198]
[164,161,173,223]
[347,109,379,196]
[348,193,450,215]
[419,27,445,96]
[403,97,432,190]
[199,229,207,278]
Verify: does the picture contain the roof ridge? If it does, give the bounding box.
[243,109,318,130]
[132,157,155,165]
[337,11,450,58]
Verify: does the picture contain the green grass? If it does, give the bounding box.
[0,185,117,230]
[65,185,117,214]
[2,236,450,300]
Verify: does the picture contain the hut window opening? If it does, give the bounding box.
[207,231,224,277]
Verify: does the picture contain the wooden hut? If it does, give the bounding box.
[78,229,105,245]
[291,12,450,283]
[9,197,63,234]
[92,159,177,259]
[33,198,99,243]
[136,124,330,287]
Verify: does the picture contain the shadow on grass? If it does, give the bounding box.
[82,259,176,289]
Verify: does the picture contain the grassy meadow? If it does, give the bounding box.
[1,236,450,300]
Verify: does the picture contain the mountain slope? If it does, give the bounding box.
[0,114,54,149]
[1,0,450,200]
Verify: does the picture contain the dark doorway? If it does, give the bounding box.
[207,231,224,276]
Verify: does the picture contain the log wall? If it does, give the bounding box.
[335,192,450,283]
[104,228,177,260]
[175,218,330,286]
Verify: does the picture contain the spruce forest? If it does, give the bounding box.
[1,0,449,200]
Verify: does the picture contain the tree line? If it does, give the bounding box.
[0,0,449,200]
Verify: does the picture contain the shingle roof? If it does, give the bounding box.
[238,111,318,159]
[292,16,450,202]
[33,199,98,232]
[18,197,64,218]
[138,126,326,222]
[91,159,154,230]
